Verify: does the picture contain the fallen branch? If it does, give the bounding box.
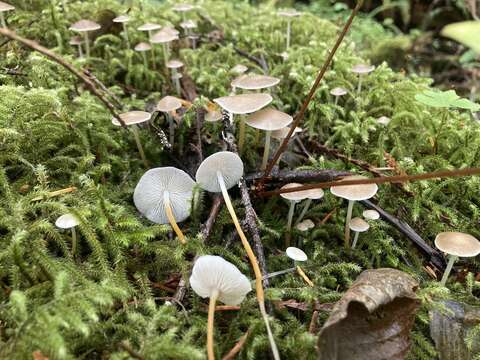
[234,47,269,74]
[201,195,224,240]
[245,168,350,184]
[221,330,250,360]
[118,341,144,360]
[83,68,123,110]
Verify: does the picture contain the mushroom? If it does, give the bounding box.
[330,175,378,248]
[280,183,310,245]
[69,36,84,58]
[295,188,324,226]
[166,60,184,95]
[351,64,375,95]
[271,126,303,167]
[190,255,251,360]
[435,232,480,286]
[245,108,293,170]
[69,20,101,58]
[231,64,248,75]
[138,23,161,68]
[111,111,151,168]
[134,42,152,69]
[205,102,223,123]
[214,93,272,152]
[151,28,179,67]
[180,19,197,48]
[286,247,314,287]
[296,219,314,232]
[278,9,301,50]
[349,217,370,249]
[133,167,195,244]
[157,96,183,147]
[230,74,280,94]
[195,151,279,360]
[55,213,80,257]
[330,87,347,107]
[362,209,380,220]
[0,1,14,28]
[173,3,195,22]
[377,116,391,126]
[113,14,131,49]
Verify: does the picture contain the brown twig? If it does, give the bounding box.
[320,208,336,225]
[82,68,123,110]
[201,195,224,240]
[245,169,350,184]
[221,330,250,360]
[309,310,319,334]
[194,107,205,164]
[118,341,144,360]
[234,47,269,74]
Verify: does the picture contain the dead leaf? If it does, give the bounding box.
[317,268,419,360]
[32,351,49,360]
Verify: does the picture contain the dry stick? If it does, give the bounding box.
[0,27,127,128]
[257,1,363,190]
[83,68,123,110]
[201,195,224,240]
[245,169,350,184]
[221,330,250,360]
[118,342,144,360]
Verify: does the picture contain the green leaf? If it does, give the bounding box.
[415,89,480,111]
[441,21,480,54]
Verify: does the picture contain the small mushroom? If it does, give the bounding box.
[214,93,272,152]
[134,42,152,69]
[173,3,195,22]
[278,9,301,50]
[245,108,293,170]
[157,96,183,147]
[231,64,248,75]
[377,116,391,126]
[296,219,314,232]
[271,126,303,167]
[330,175,378,248]
[205,102,223,123]
[113,15,131,49]
[0,1,14,28]
[362,209,380,220]
[330,87,347,107]
[55,214,80,257]
[280,183,309,245]
[133,167,195,244]
[435,232,480,286]
[69,36,84,58]
[69,20,101,58]
[112,111,151,168]
[196,152,279,359]
[295,188,324,225]
[151,28,179,67]
[286,247,314,287]
[351,64,375,94]
[180,19,197,48]
[166,60,184,95]
[349,217,369,249]
[190,255,251,360]
[230,74,280,93]
[138,23,161,68]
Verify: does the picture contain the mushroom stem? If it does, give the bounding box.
[286,200,296,247]
[344,199,354,248]
[77,44,83,58]
[286,19,291,49]
[207,289,219,360]
[261,130,272,170]
[440,255,458,286]
[334,96,339,107]
[122,23,130,49]
[163,191,187,244]
[71,227,77,258]
[216,171,280,360]
[357,75,363,94]
[83,32,90,58]
[162,43,169,67]
[172,69,181,95]
[351,231,359,249]
[238,116,246,153]
[142,51,148,69]
[167,113,175,147]
[296,265,314,287]
[131,126,149,168]
[1,13,6,29]
[295,198,312,226]
[148,31,157,70]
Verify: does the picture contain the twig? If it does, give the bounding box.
[0,27,126,128]
[309,310,319,334]
[180,70,198,102]
[201,195,224,240]
[173,278,188,304]
[245,169,350,184]
[320,208,336,225]
[234,47,269,74]
[82,68,123,110]
[194,107,205,164]
[118,341,144,360]
[221,330,250,360]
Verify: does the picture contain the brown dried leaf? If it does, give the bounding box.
[317,268,419,360]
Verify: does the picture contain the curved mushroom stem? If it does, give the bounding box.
[163,191,186,244]
[261,130,272,170]
[286,19,291,49]
[286,200,296,247]
[122,23,130,49]
[0,13,6,28]
[351,231,360,249]
[207,289,219,360]
[440,255,458,286]
[131,126,149,168]
[295,198,312,226]
[296,265,314,287]
[71,227,77,258]
[344,200,354,248]
[216,171,280,360]
[83,32,90,58]
[238,116,246,153]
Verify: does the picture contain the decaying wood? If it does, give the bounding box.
[245,169,350,185]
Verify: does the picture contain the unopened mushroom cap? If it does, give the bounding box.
[349,217,369,232]
[352,64,375,75]
[330,87,347,96]
[296,219,315,232]
[435,232,480,257]
[278,9,301,17]
[231,64,248,74]
[245,108,293,131]
[196,151,243,193]
[330,175,378,201]
[377,116,391,125]
[151,28,178,43]
[0,2,14,12]
[286,247,308,261]
[113,15,130,23]
[69,36,83,46]
[112,111,151,126]
[135,42,152,52]
[137,23,161,32]
[157,96,182,112]
[213,93,272,115]
[166,59,184,69]
[279,183,309,202]
[180,20,197,29]
[363,209,380,220]
[55,214,80,229]
[173,3,195,12]
[271,126,303,140]
[231,74,280,90]
[70,20,101,32]
[190,255,252,305]
[133,167,195,224]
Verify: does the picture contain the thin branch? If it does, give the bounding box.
[82,68,123,110]
[118,342,144,360]
[201,195,224,240]
[245,168,350,184]
[234,47,269,74]
[221,330,250,360]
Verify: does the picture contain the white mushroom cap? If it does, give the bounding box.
[135,42,152,52]
[163,26,180,36]
[137,23,161,32]
[0,2,14,12]
[231,74,280,90]
[330,87,347,96]
[363,209,380,220]
[111,111,151,126]
[286,247,308,261]
[351,64,375,75]
[349,217,369,232]
[278,9,301,17]
[435,232,480,257]
[231,64,248,74]
[330,175,378,201]
[190,255,252,305]
[173,3,195,12]
[166,59,184,69]
[213,93,272,115]
[271,126,303,140]
[180,20,197,29]
[296,219,315,232]
[279,183,309,202]
[305,188,324,200]
[133,167,195,224]
[151,28,178,43]
[377,116,391,125]
[113,15,130,23]
[245,108,293,131]
[69,36,83,46]
[157,96,182,112]
[205,110,222,122]
[69,20,101,32]
[196,152,243,193]
[55,214,80,229]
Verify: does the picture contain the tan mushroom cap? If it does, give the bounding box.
[286,247,308,261]
[271,126,303,140]
[69,36,83,46]
[196,151,244,193]
[113,15,130,23]
[157,96,182,112]
[278,9,301,17]
[151,28,178,43]
[180,20,197,29]
[137,23,161,32]
[280,183,309,201]
[363,209,380,220]
[305,188,324,200]
[296,219,315,232]
[205,103,223,122]
[330,175,378,201]
[377,116,391,125]
[55,214,80,229]
[0,1,14,12]
[352,64,375,75]
[435,232,480,257]
[231,64,248,74]
[166,59,184,69]
[70,20,101,32]
[231,74,280,90]
[111,111,151,126]
[349,217,369,232]
[135,42,152,52]
[214,93,272,115]
[330,87,347,96]
[173,3,195,12]
[245,108,293,131]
